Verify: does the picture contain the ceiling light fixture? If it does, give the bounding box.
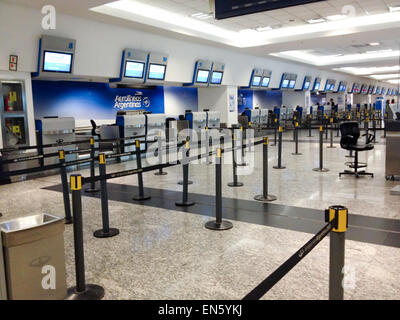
[307,18,326,24]
[370,73,400,80]
[255,26,273,32]
[326,14,347,21]
[334,66,400,75]
[369,42,380,46]
[389,6,400,12]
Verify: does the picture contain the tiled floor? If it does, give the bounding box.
[0,129,399,300]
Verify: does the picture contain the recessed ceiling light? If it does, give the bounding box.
[369,42,380,46]
[326,14,347,21]
[255,26,273,32]
[307,18,326,24]
[389,6,400,12]
[370,73,400,80]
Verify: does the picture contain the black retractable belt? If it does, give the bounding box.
[58,150,72,224]
[66,174,105,300]
[254,137,277,202]
[85,137,99,193]
[132,140,151,201]
[93,153,119,238]
[205,149,233,231]
[313,126,329,172]
[273,126,286,169]
[228,131,243,187]
[176,142,195,207]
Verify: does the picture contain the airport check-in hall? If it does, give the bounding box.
[1,0,400,306]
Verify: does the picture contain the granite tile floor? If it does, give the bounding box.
[0,128,399,300]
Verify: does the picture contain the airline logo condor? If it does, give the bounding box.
[113,92,151,110]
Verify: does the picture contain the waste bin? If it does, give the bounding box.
[0,213,67,300]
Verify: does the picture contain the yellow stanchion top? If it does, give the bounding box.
[240,126,243,132]
[278,126,283,132]
[320,126,323,132]
[330,118,333,123]
[70,175,82,191]
[249,121,252,126]
[274,118,278,123]
[158,131,161,137]
[185,141,189,149]
[233,133,236,141]
[99,153,106,164]
[263,137,269,145]
[217,148,222,158]
[58,150,65,160]
[295,122,299,127]
[136,140,140,148]
[90,137,95,146]
[205,126,208,131]
[328,206,348,233]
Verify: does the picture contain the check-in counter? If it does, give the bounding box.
[116,114,146,152]
[146,114,166,143]
[206,111,221,129]
[385,125,400,178]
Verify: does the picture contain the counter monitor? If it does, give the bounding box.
[148,63,166,80]
[252,76,262,87]
[43,50,73,73]
[289,80,296,89]
[261,77,270,87]
[210,71,223,85]
[196,69,210,83]
[124,61,145,79]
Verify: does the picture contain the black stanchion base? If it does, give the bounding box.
[93,228,120,238]
[66,284,105,300]
[292,152,302,155]
[178,180,193,185]
[227,182,244,187]
[273,166,286,169]
[313,168,330,172]
[345,154,355,158]
[64,217,73,225]
[327,146,336,148]
[205,220,233,231]
[339,170,374,178]
[85,188,100,193]
[175,201,195,207]
[254,194,277,202]
[154,171,168,176]
[132,195,151,201]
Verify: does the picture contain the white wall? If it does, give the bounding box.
[282,91,310,109]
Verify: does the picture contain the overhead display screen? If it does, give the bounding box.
[124,61,145,78]
[289,80,296,89]
[214,0,325,19]
[210,71,223,84]
[196,69,210,83]
[314,82,320,91]
[148,63,166,80]
[43,51,73,73]
[252,76,262,87]
[281,79,289,88]
[304,81,310,90]
[261,77,270,87]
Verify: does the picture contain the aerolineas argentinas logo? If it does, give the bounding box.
[113,92,151,110]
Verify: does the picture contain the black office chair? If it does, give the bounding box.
[339,121,374,178]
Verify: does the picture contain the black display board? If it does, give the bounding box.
[215,0,326,19]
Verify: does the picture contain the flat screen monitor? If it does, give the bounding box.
[289,80,296,89]
[314,82,320,90]
[210,71,223,84]
[304,81,310,90]
[148,63,166,80]
[252,76,262,87]
[43,50,73,73]
[124,60,145,78]
[381,88,386,95]
[196,69,210,83]
[388,89,392,95]
[261,77,270,87]
[281,79,289,88]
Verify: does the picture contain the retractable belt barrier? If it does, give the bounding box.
[243,205,349,300]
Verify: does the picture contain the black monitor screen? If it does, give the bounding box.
[43,50,73,73]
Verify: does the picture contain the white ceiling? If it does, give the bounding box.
[5,0,400,82]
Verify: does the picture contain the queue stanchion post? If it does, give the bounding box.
[313,126,329,172]
[255,137,277,202]
[205,148,233,231]
[178,138,194,185]
[384,112,388,138]
[273,126,286,169]
[308,114,313,137]
[155,132,167,176]
[324,115,329,140]
[85,137,99,193]
[59,150,73,224]
[205,126,212,165]
[365,116,370,144]
[292,122,302,155]
[327,117,336,149]
[133,140,151,201]
[94,154,119,238]
[372,113,377,143]
[228,131,244,187]
[67,174,105,300]
[273,118,278,146]
[292,117,297,141]
[326,205,348,300]
[237,126,247,167]
[176,141,195,207]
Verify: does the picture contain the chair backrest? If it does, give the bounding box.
[339,121,360,149]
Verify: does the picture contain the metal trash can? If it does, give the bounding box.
[0,213,67,300]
